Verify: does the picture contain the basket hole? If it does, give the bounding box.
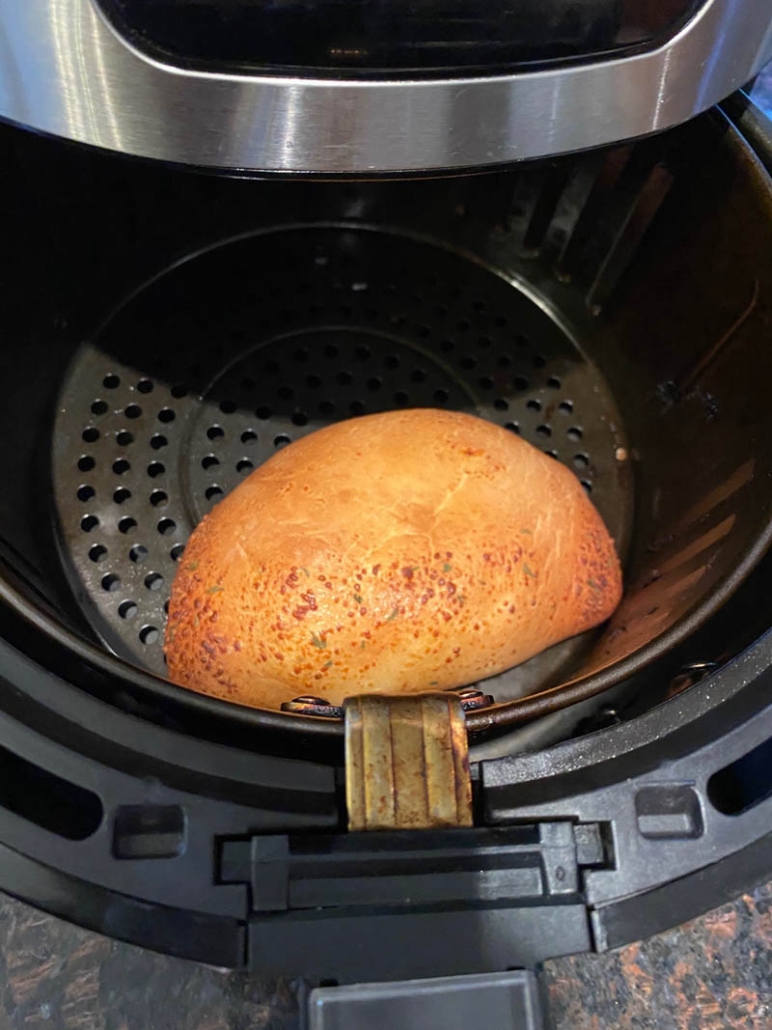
[119,600,137,620]
[202,455,220,470]
[433,389,449,404]
[237,458,254,474]
[536,424,552,437]
[278,386,294,400]
[527,399,542,412]
[103,374,120,389]
[78,456,95,472]
[440,340,455,353]
[241,430,257,444]
[170,384,188,399]
[497,354,512,369]
[150,490,168,508]
[82,427,100,443]
[125,404,142,420]
[324,344,339,358]
[367,378,382,392]
[88,544,107,563]
[147,462,165,478]
[102,573,121,592]
[158,408,175,424]
[336,372,352,386]
[157,518,176,536]
[514,376,529,391]
[118,517,137,535]
[355,346,371,360]
[137,379,154,394]
[460,357,476,370]
[319,401,335,416]
[150,434,168,450]
[130,545,148,564]
[113,487,131,505]
[205,486,223,501]
[457,320,471,332]
[494,399,509,411]
[113,459,131,475]
[306,375,322,389]
[505,422,521,435]
[80,515,99,533]
[349,400,366,416]
[573,453,590,469]
[219,399,236,415]
[292,411,309,426]
[394,391,409,406]
[532,355,547,369]
[144,572,164,592]
[256,406,272,420]
[547,376,562,389]
[91,400,108,416]
[384,355,400,369]
[581,480,593,494]
[170,543,185,561]
[478,336,492,349]
[558,400,574,415]
[479,376,493,390]
[116,431,134,447]
[293,349,309,363]
[139,626,159,646]
[567,427,583,441]
[274,435,291,449]
[207,425,225,440]
[77,485,95,502]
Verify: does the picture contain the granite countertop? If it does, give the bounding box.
[0,880,770,1030]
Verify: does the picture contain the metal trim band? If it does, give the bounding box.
[0,1,770,176]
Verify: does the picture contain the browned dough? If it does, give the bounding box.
[166,408,622,709]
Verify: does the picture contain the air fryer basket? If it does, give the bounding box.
[52,227,634,702]
[4,106,772,745]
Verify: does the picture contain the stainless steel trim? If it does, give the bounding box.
[0,0,771,174]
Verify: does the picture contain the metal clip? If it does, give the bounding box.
[345,693,473,832]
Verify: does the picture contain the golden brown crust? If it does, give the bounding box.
[166,409,622,709]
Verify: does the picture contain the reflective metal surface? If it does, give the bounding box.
[0,0,770,173]
[345,693,473,831]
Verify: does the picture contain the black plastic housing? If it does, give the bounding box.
[0,96,769,983]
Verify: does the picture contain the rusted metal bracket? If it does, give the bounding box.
[345,693,473,832]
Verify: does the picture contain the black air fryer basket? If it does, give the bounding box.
[0,95,771,980]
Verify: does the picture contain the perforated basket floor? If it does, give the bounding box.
[52,226,630,701]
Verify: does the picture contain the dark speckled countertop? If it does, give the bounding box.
[3,61,772,1030]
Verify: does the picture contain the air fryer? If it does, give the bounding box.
[3,0,772,1025]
